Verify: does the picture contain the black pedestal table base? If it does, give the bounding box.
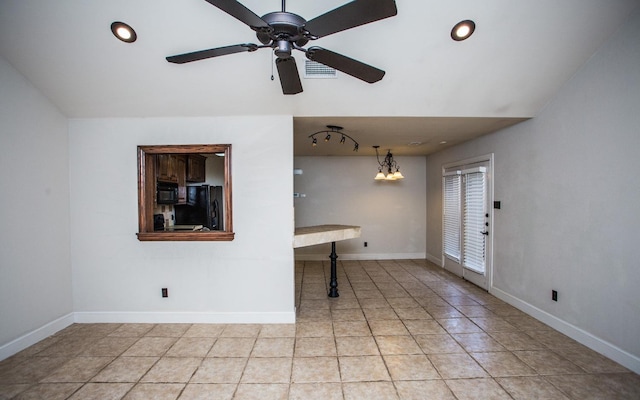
[293,225,361,299]
[328,241,339,297]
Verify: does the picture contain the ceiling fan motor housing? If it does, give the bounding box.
[256,12,309,48]
[274,40,292,58]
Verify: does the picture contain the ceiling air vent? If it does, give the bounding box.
[304,60,337,79]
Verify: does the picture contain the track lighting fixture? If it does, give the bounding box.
[308,125,359,152]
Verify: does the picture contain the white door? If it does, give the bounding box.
[443,158,492,291]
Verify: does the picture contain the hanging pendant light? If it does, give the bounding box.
[373,146,404,181]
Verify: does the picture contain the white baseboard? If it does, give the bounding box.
[74,311,296,324]
[0,313,74,362]
[295,252,426,261]
[425,252,442,266]
[491,287,640,374]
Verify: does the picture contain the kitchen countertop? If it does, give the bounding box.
[160,224,207,231]
[293,224,361,248]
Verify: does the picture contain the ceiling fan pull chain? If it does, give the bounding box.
[271,51,275,81]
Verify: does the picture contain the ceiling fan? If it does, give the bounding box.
[166,0,397,95]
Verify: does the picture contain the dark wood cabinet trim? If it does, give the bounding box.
[137,231,235,241]
[137,144,233,242]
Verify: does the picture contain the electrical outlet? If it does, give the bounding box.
[552,290,558,302]
[162,288,168,298]
[364,242,368,247]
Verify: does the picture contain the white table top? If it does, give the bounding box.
[293,224,361,248]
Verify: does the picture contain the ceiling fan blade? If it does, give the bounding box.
[204,0,271,31]
[276,57,303,95]
[306,46,385,83]
[304,0,397,38]
[166,44,258,64]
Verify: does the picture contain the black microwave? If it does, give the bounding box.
[157,181,179,204]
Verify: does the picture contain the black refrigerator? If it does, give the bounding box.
[174,185,224,230]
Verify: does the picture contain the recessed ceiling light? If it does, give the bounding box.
[451,20,475,41]
[111,21,137,43]
[439,140,448,145]
[408,141,423,146]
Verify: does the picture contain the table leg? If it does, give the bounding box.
[328,241,339,297]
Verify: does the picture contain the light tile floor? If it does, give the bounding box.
[1,259,639,399]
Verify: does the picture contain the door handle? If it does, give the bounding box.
[481,231,489,236]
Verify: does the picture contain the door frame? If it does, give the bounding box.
[441,153,494,292]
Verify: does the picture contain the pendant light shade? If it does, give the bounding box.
[373,146,404,181]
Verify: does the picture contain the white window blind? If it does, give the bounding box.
[463,168,486,273]
[443,172,461,261]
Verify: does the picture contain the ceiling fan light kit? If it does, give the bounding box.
[166,0,398,94]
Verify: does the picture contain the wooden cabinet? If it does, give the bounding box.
[156,154,178,183]
[187,154,206,182]
[157,154,205,199]
[176,155,187,204]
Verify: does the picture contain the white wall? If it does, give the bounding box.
[294,156,426,259]
[69,116,295,323]
[0,57,73,359]
[425,11,640,372]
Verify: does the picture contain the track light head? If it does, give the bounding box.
[307,125,359,153]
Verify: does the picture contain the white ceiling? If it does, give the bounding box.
[292,116,527,156]
[1,0,638,155]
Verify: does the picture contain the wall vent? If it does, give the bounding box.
[304,60,337,79]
